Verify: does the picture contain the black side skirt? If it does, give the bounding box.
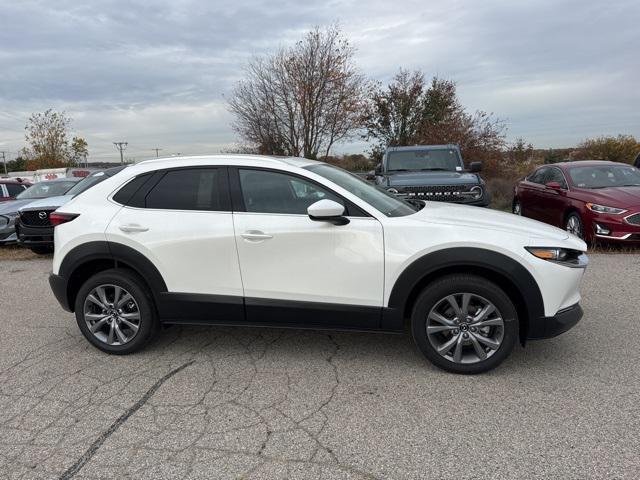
[158,294,387,332]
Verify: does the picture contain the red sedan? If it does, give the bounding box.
[513,160,640,243]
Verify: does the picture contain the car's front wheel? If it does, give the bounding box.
[565,212,584,239]
[74,269,158,354]
[411,274,518,374]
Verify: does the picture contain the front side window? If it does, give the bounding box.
[547,168,568,189]
[239,169,342,214]
[145,168,225,211]
[306,164,418,217]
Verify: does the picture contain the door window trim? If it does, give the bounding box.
[228,167,371,218]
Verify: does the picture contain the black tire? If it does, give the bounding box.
[411,274,518,374]
[564,212,584,239]
[74,269,158,354]
[30,246,54,255]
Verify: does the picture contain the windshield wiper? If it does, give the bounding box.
[417,167,451,171]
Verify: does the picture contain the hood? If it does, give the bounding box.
[414,201,575,244]
[386,171,480,187]
[0,199,40,216]
[574,186,640,208]
[18,195,72,211]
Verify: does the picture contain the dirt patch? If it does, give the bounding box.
[0,246,49,261]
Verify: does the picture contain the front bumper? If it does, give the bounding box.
[16,221,54,247]
[49,273,72,312]
[527,303,583,340]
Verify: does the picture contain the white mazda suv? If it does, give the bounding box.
[49,155,588,374]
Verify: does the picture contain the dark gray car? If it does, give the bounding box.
[0,178,80,245]
[372,145,490,207]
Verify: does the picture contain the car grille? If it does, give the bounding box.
[398,184,480,202]
[20,210,53,227]
[625,213,640,226]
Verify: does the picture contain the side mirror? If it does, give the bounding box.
[374,163,382,175]
[469,161,482,173]
[546,181,562,190]
[365,170,376,181]
[307,199,349,226]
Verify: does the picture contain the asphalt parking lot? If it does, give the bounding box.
[1,254,639,479]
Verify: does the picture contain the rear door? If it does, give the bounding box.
[230,167,385,329]
[520,167,549,220]
[105,167,244,323]
[537,167,569,226]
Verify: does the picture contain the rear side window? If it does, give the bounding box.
[145,168,227,211]
[113,173,154,206]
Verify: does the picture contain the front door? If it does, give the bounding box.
[231,168,385,329]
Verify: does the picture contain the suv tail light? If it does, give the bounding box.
[49,212,79,226]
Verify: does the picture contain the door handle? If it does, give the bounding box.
[119,224,149,233]
[241,230,273,241]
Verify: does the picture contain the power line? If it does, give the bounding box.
[113,142,128,165]
[152,148,162,157]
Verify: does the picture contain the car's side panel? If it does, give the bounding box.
[105,207,243,297]
[233,212,385,309]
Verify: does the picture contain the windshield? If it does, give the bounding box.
[568,165,640,189]
[16,180,78,199]
[387,149,461,172]
[306,164,418,217]
[65,171,109,196]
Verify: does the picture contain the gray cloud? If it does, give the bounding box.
[1,0,638,162]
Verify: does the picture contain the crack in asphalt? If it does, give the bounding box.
[58,360,195,480]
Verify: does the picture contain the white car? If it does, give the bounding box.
[49,155,588,374]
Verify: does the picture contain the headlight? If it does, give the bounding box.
[470,186,483,200]
[586,203,627,215]
[526,247,588,268]
[387,188,399,194]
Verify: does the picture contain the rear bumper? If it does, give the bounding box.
[527,303,583,340]
[49,273,72,312]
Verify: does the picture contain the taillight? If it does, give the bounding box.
[49,212,79,226]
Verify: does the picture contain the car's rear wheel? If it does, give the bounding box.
[411,274,518,374]
[565,212,584,239]
[74,269,158,354]
[512,199,522,215]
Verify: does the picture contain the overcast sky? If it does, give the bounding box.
[1,0,638,162]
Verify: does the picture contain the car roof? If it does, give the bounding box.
[0,178,30,184]
[384,145,459,152]
[135,154,322,170]
[551,160,630,169]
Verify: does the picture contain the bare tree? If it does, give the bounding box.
[23,109,73,166]
[228,25,369,159]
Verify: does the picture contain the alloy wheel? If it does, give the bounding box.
[83,284,141,346]
[566,215,583,238]
[426,293,505,364]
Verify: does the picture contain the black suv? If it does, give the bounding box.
[372,145,490,207]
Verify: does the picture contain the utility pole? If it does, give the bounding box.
[1,152,6,175]
[113,142,128,165]
[152,148,162,158]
